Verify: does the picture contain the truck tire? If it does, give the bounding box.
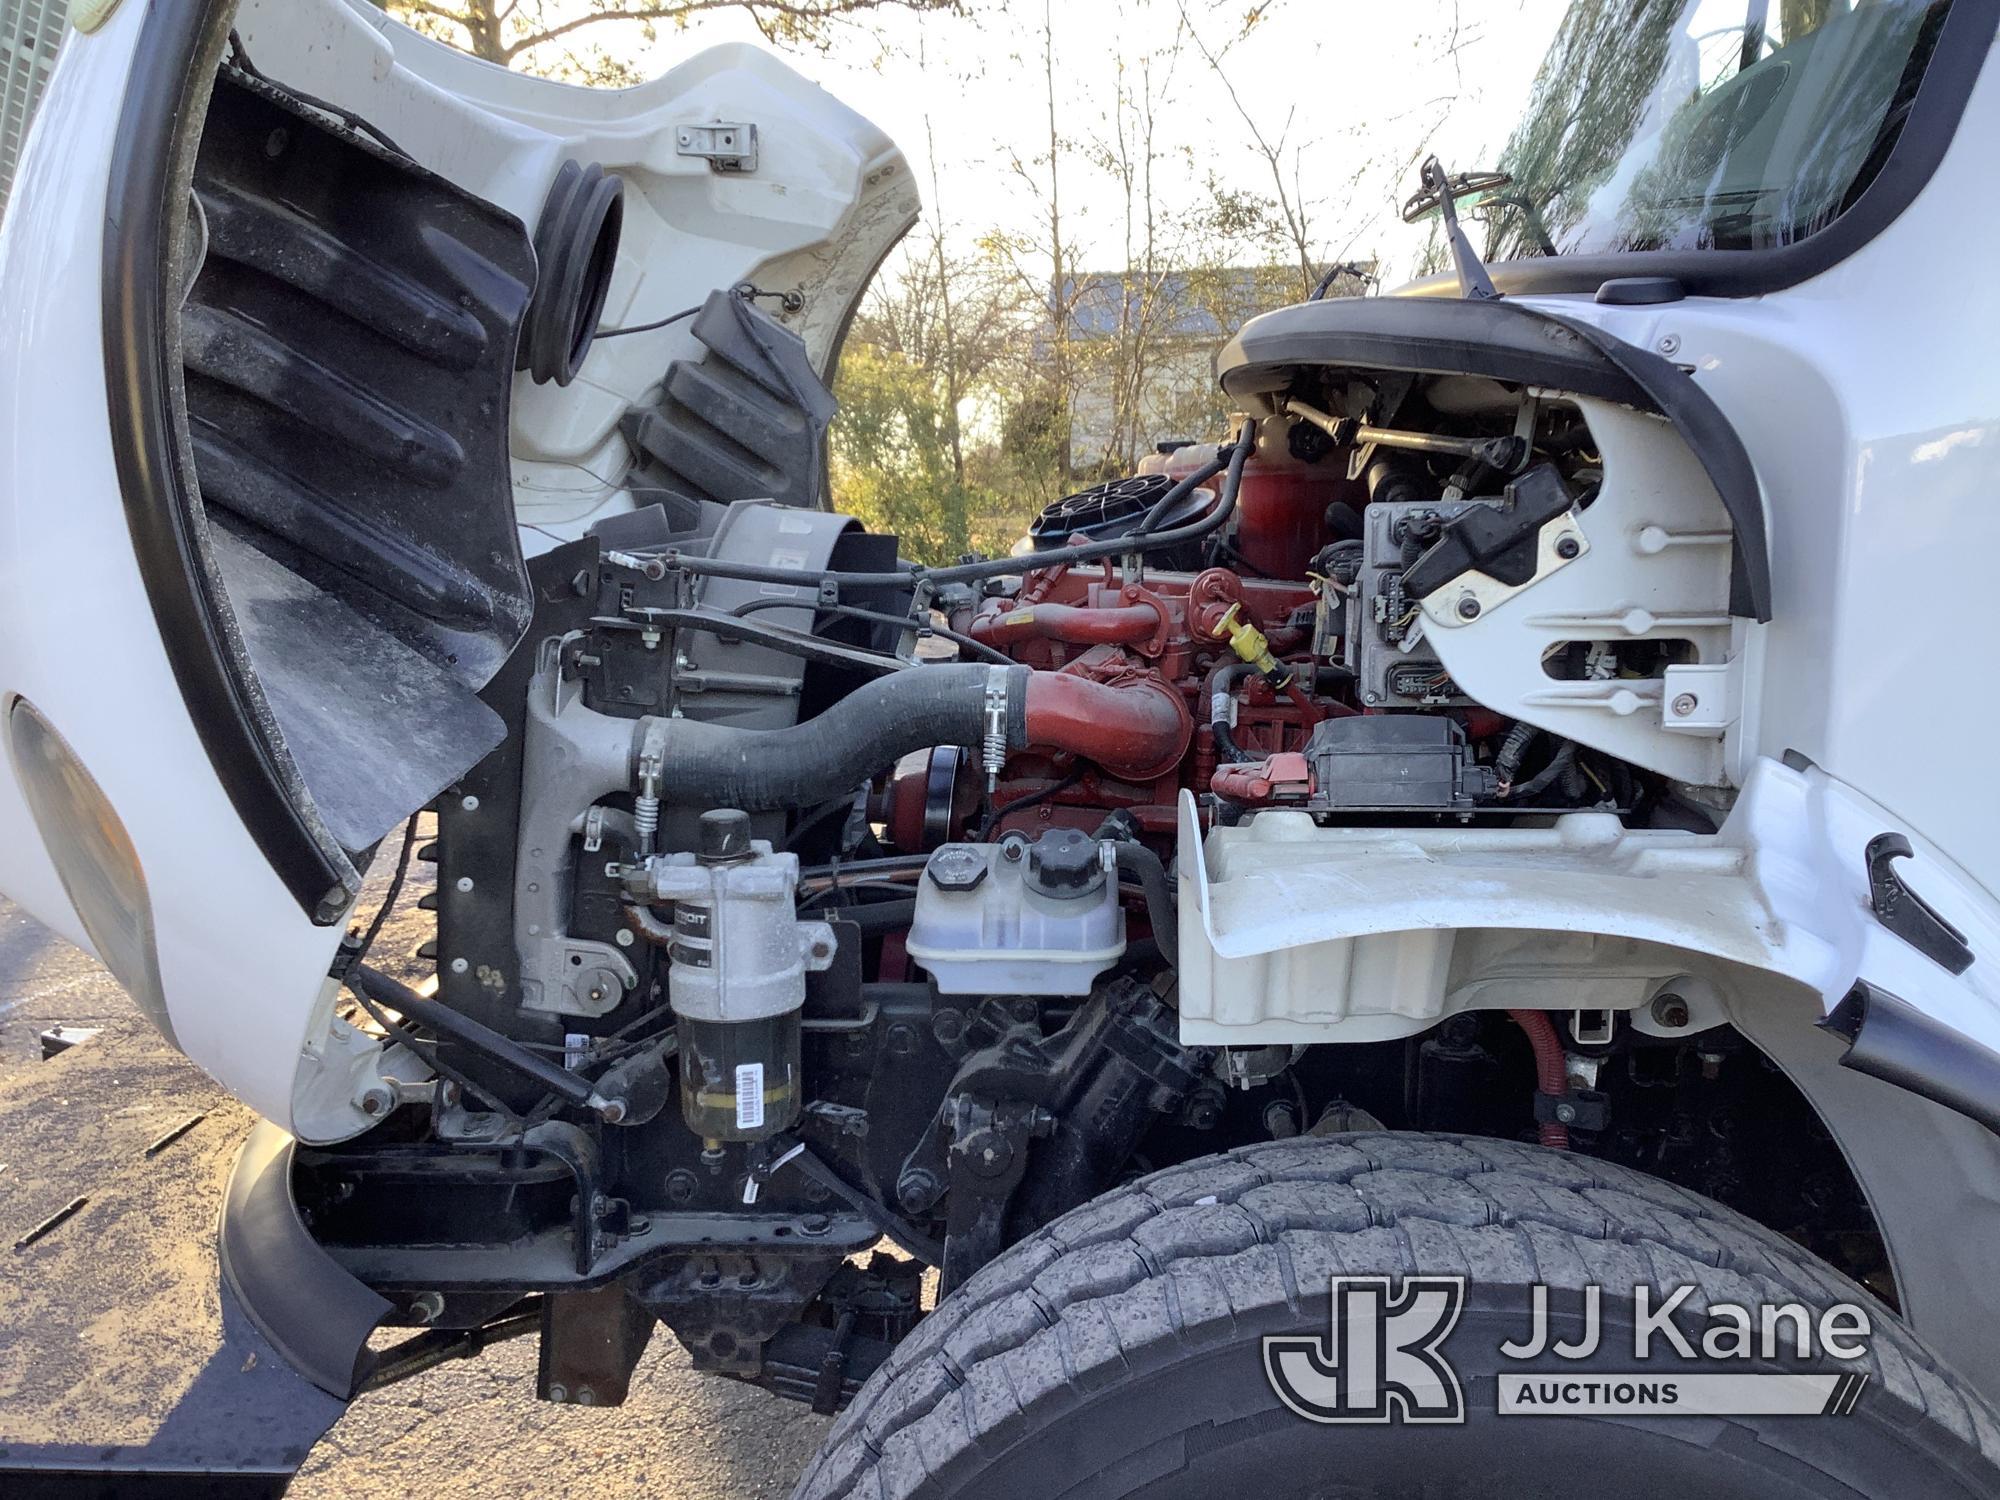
[795,1132,2000,1500]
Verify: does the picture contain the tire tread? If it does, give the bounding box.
[795,1133,2000,1500]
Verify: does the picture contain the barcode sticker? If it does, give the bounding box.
[734,1063,765,1131]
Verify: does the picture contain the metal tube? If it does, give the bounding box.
[1282,397,1494,460]
[347,966,620,1119]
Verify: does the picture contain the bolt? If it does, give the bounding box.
[1671,693,1698,717]
[931,1008,965,1046]
[897,1169,941,1213]
[1364,690,1381,705]
[1555,534,1581,560]
[614,928,635,947]
[1554,1101,1579,1125]
[358,1085,393,1118]
[666,1169,699,1205]
[885,1022,918,1057]
[1656,333,1681,356]
[574,1387,597,1406]
[1456,595,1482,620]
[1651,993,1692,1030]
[449,957,469,974]
[455,876,474,893]
[799,1213,831,1237]
[547,1383,569,1403]
[461,794,481,812]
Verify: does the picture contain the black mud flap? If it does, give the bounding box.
[0,1040,385,1496]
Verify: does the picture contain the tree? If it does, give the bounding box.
[832,242,1036,563]
[382,0,961,78]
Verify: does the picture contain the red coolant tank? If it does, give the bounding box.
[1159,423,1357,578]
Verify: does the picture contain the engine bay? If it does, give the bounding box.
[160,37,1883,1415]
[298,286,1878,1405]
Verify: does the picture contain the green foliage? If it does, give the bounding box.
[830,342,1027,565]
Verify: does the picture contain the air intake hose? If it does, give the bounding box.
[638,665,1025,811]
[630,661,1191,810]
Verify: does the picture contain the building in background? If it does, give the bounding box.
[1060,262,1372,475]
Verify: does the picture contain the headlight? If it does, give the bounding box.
[7,697,176,1046]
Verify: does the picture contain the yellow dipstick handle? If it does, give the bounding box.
[1213,603,1290,685]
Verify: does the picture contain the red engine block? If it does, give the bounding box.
[876,560,1342,849]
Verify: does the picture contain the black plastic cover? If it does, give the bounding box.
[1403,465,1575,597]
[622,289,839,515]
[1305,714,1495,811]
[179,70,535,853]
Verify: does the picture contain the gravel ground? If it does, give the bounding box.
[0,832,832,1496]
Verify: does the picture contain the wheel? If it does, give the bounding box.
[795,1133,2000,1499]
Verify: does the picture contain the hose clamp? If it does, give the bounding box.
[980,664,1012,791]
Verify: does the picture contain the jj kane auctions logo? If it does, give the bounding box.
[1264,1278,1874,1423]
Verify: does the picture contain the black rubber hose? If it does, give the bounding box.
[1204,660,1257,766]
[1514,739,1578,800]
[1111,842,1178,970]
[347,965,603,1112]
[1495,722,1538,794]
[660,424,1256,591]
[1137,452,1228,532]
[648,664,1029,811]
[835,898,917,935]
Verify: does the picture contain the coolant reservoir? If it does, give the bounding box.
[906,830,1125,996]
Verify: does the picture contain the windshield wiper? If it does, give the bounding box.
[1402,157,1501,299]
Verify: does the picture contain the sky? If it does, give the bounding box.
[523,0,1577,289]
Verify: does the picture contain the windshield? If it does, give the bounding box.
[1478,0,1952,260]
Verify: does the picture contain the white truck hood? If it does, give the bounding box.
[0,0,912,1130]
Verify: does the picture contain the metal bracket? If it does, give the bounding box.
[1866,833,1974,975]
[939,1094,1046,1292]
[1570,1008,1616,1047]
[1661,658,1741,738]
[676,121,758,173]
